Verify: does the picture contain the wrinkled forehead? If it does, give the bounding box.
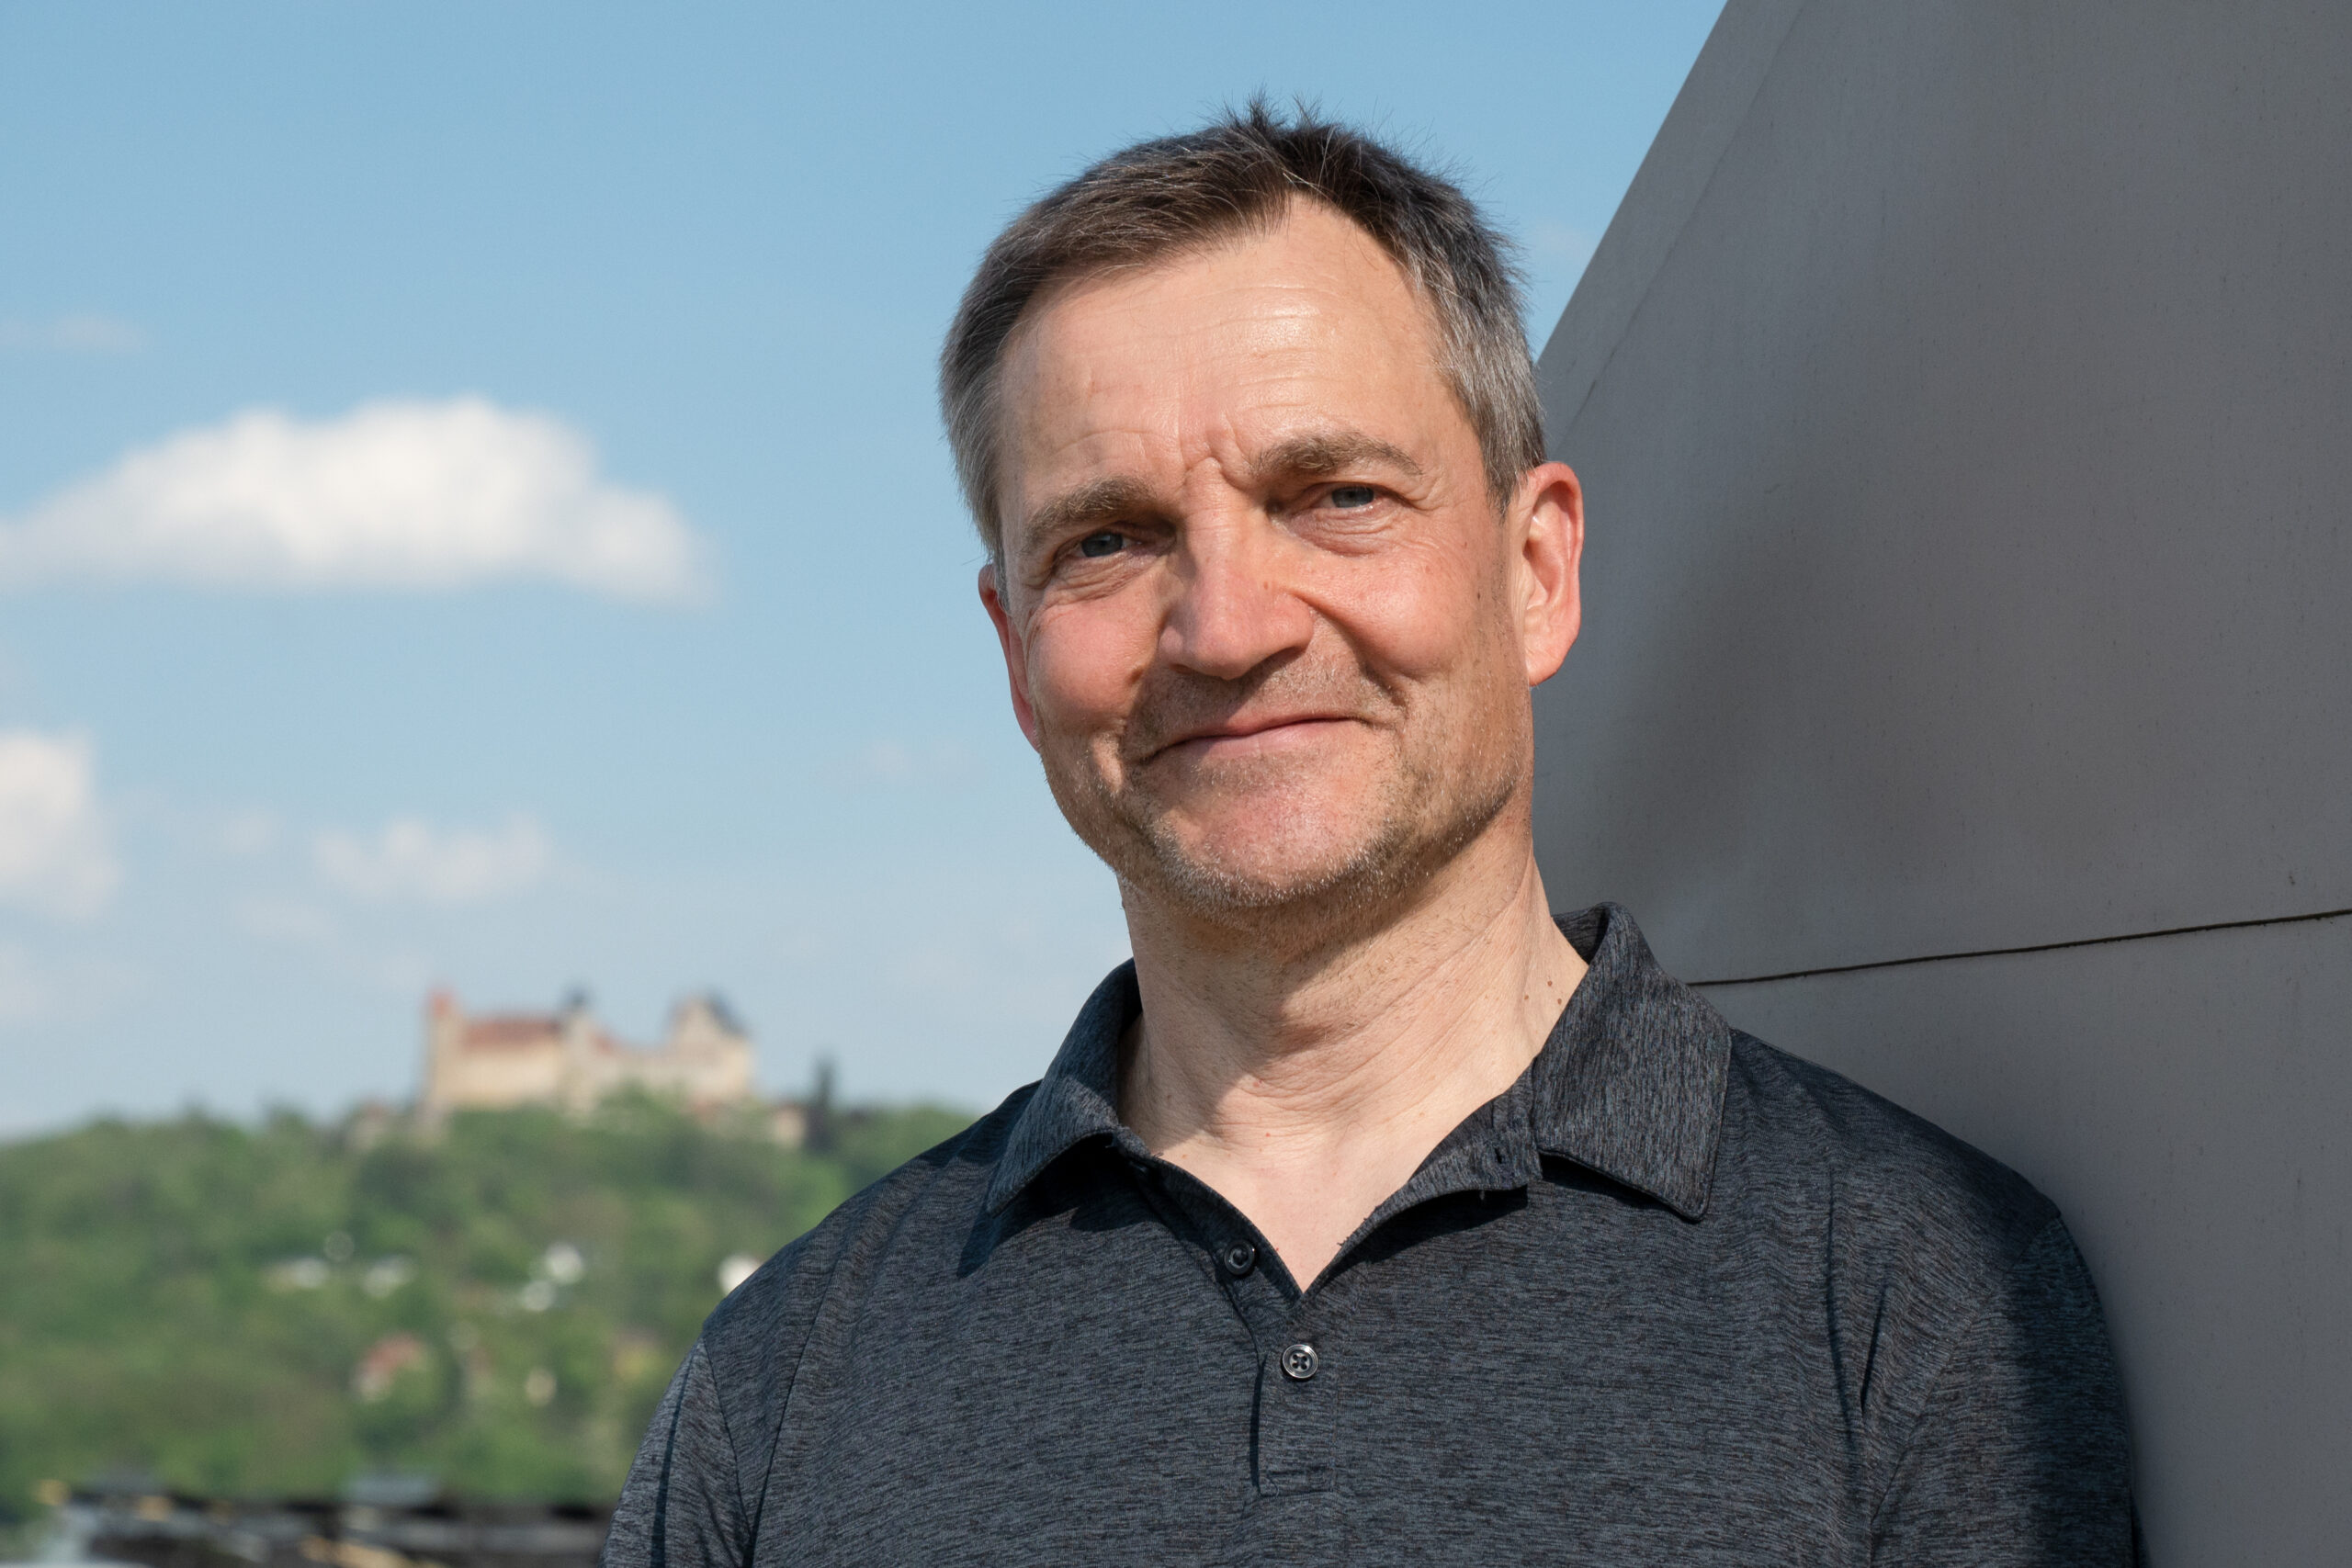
[990,204,1458,534]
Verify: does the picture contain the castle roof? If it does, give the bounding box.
[459,1015,561,1050]
[448,1013,623,1055]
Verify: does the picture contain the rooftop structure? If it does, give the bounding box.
[19,1484,610,1568]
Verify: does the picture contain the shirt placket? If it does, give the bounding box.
[1115,1077,1544,1564]
[1138,1166,1349,1564]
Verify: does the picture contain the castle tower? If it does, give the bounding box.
[661,993,756,1108]
[419,989,465,1123]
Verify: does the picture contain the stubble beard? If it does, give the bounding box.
[1039,688,1526,944]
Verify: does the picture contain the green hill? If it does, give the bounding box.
[0,1095,971,1521]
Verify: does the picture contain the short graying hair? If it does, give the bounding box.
[939,102,1544,565]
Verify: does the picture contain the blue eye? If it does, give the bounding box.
[1328,485,1378,509]
[1078,531,1127,558]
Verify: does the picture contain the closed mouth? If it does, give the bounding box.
[1147,714,1357,761]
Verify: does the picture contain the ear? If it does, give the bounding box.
[978,563,1043,750]
[1511,460,1585,686]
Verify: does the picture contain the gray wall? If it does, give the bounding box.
[1531,1,2351,1559]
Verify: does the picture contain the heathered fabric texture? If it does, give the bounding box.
[604,905,2137,1565]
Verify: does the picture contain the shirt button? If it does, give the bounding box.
[1220,1241,1257,1276]
[1280,1342,1319,1382]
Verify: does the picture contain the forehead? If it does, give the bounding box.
[993,203,1460,523]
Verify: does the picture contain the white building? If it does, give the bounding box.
[420,989,756,1120]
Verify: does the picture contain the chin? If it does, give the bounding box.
[1127,811,1423,918]
[1046,733,1521,925]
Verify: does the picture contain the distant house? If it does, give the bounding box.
[421,989,757,1121]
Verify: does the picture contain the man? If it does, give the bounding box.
[604,107,2136,1564]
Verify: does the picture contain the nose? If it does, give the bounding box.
[1159,514,1314,681]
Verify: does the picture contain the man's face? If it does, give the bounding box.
[980,201,1582,924]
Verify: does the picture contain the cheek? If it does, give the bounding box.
[1023,601,1151,729]
[1316,536,1496,682]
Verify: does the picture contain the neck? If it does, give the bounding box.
[1117,807,1587,1287]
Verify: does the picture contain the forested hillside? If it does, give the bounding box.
[0,1096,969,1520]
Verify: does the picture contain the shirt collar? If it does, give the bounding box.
[983,902,1732,1222]
[1533,903,1732,1219]
[984,960,1139,1215]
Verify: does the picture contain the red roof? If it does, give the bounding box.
[459,1015,562,1051]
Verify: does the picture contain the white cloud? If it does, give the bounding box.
[312,814,554,905]
[0,313,146,355]
[0,730,119,919]
[0,398,706,602]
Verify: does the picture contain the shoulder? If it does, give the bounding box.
[1712,1032,2107,1462]
[1722,1030,2053,1245]
[603,1089,1041,1564]
[1715,1031,2060,1336]
[689,1084,1036,1432]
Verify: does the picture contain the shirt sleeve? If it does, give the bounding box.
[1871,1218,2142,1565]
[601,1341,752,1568]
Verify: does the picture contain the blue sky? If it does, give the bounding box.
[0,1,1721,1131]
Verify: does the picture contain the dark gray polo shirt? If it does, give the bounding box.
[603,905,2136,1565]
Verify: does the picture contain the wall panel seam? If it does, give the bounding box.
[1689,906,2352,988]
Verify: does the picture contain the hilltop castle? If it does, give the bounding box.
[420,988,760,1122]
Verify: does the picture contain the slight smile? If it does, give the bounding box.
[1149,715,1363,763]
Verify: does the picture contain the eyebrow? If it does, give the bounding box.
[1247,429,1424,486]
[1019,476,1164,557]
